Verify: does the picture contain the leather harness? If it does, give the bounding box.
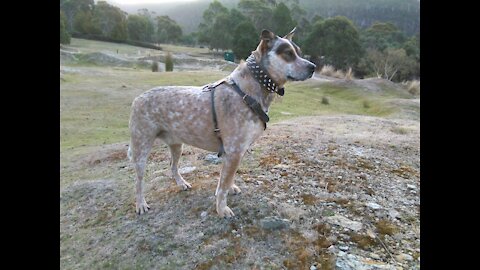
[203,54,284,156]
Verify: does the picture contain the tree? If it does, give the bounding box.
[60,11,71,44]
[304,16,363,70]
[197,0,229,49]
[74,10,98,34]
[366,48,417,82]
[361,22,406,51]
[92,1,128,40]
[232,21,258,60]
[156,16,182,43]
[238,0,275,31]
[60,0,94,32]
[271,3,296,36]
[127,15,153,42]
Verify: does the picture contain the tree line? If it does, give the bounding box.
[60,0,183,45]
[60,0,419,82]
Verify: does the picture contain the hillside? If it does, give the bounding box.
[60,38,420,269]
[110,0,420,35]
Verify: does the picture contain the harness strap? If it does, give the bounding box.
[229,80,268,130]
[210,87,225,157]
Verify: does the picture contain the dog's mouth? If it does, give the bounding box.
[287,75,300,81]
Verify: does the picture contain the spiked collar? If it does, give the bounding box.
[246,54,285,96]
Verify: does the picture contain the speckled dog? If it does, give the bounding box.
[128,28,316,217]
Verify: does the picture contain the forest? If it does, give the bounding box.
[60,0,420,82]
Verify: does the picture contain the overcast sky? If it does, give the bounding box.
[108,0,196,5]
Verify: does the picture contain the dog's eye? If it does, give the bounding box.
[286,50,294,57]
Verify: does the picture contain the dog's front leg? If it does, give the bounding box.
[215,152,243,218]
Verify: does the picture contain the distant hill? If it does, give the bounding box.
[109,0,419,36]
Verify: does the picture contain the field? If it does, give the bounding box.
[60,38,420,269]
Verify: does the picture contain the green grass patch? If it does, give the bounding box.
[268,81,396,122]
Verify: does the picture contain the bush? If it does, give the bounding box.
[407,80,420,95]
[321,96,330,105]
[363,100,371,109]
[151,61,159,72]
[345,67,354,81]
[165,52,174,72]
[320,65,335,77]
[333,69,345,79]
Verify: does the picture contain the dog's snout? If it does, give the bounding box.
[309,63,316,72]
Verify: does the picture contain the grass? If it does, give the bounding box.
[268,81,396,122]
[60,39,407,186]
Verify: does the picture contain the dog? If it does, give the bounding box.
[128,28,316,217]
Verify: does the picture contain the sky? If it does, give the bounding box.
[108,0,196,5]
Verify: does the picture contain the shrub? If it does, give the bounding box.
[321,96,330,105]
[345,67,354,81]
[363,100,371,108]
[320,65,335,77]
[165,52,173,72]
[333,69,345,79]
[151,61,159,72]
[407,80,420,95]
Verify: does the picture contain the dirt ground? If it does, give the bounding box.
[60,113,419,269]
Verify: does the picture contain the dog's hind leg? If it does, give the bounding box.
[130,133,156,215]
[168,144,192,191]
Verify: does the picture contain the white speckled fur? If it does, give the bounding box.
[128,29,315,217]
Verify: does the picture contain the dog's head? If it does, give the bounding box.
[252,27,316,85]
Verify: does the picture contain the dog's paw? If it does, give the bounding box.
[177,180,192,191]
[217,206,235,218]
[230,184,242,195]
[135,198,150,215]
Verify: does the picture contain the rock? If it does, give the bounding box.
[178,166,196,174]
[338,176,343,179]
[273,164,290,170]
[388,209,400,219]
[339,246,349,251]
[325,215,363,232]
[407,184,416,190]
[204,153,222,164]
[395,253,413,262]
[200,211,208,219]
[260,216,290,230]
[366,202,382,210]
[369,253,381,260]
[336,253,396,270]
[310,265,317,270]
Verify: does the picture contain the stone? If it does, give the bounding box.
[339,246,349,251]
[366,202,382,210]
[407,184,416,190]
[205,154,222,164]
[326,215,363,232]
[260,216,290,230]
[178,166,196,174]
[395,253,413,262]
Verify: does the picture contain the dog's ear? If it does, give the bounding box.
[259,29,276,54]
[283,27,297,41]
[261,29,275,41]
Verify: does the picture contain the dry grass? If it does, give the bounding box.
[320,65,335,77]
[345,67,354,81]
[333,69,345,79]
[319,65,348,79]
[406,80,420,95]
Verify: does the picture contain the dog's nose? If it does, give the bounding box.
[309,63,317,73]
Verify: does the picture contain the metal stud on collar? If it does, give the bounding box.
[246,54,283,95]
